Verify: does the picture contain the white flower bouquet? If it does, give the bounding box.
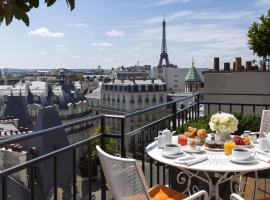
[209,112,238,134]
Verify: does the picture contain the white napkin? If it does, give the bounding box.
[174,155,208,166]
[256,154,270,163]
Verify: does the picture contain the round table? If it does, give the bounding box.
[146,136,270,200]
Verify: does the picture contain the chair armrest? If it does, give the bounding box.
[230,193,245,200]
[183,190,208,200]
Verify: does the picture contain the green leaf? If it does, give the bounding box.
[46,0,57,7]
[67,0,75,10]
[4,6,13,26]
[30,0,39,8]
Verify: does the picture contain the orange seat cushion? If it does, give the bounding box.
[148,185,188,200]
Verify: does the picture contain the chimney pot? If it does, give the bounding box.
[214,57,220,70]
[224,63,230,71]
[235,57,242,71]
[246,61,252,70]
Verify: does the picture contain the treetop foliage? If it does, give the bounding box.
[247,9,270,58]
[0,0,75,26]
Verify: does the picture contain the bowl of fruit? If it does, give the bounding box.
[233,135,252,147]
[184,127,207,146]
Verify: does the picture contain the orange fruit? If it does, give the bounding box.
[242,137,250,145]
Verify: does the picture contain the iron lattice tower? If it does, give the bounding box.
[158,18,170,67]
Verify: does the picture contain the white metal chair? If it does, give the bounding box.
[230,193,245,200]
[260,110,270,133]
[96,145,208,200]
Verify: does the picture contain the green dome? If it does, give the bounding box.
[185,63,202,82]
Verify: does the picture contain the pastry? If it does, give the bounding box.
[197,129,207,139]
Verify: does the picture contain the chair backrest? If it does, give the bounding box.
[96,146,150,200]
[260,110,270,133]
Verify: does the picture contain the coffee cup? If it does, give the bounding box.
[232,147,255,161]
[155,134,166,149]
[163,144,181,155]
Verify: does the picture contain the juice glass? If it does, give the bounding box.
[224,140,236,155]
[178,134,187,146]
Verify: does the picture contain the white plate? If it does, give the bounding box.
[162,150,184,158]
[230,156,258,164]
[203,146,224,151]
[182,146,204,153]
[236,144,254,148]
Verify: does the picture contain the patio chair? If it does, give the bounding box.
[260,110,270,133]
[96,145,209,200]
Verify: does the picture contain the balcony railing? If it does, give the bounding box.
[1,93,270,200]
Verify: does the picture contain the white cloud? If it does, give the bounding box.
[144,0,191,7]
[66,23,88,28]
[256,0,270,6]
[58,48,69,52]
[40,52,47,55]
[91,42,113,48]
[28,28,64,38]
[102,58,113,62]
[144,10,255,25]
[137,23,249,58]
[71,55,82,59]
[106,30,124,37]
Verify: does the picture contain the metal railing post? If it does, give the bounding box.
[121,117,126,158]
[1,177,7,200]
[100,116,106,200]
[172,102,177,130]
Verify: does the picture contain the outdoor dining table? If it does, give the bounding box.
[146,136,270,200]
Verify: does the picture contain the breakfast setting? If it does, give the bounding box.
[151,112,270,166]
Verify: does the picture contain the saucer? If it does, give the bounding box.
[203,146,224,151]
[182,146,204,153]
[162,150,184,158]
[230,155,258,164]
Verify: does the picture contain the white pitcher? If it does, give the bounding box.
[160,128,176,145]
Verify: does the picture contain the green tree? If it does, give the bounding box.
[79,125,118,177]
[0,0,75,26]
[247,9,270,69]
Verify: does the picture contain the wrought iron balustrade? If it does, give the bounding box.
[1,92,270,200]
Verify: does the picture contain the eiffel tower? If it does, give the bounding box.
[158,18,170,68]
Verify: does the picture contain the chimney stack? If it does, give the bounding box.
[246,61,252,71]
[262,61,267,71]
[224,63,230,71]
[235,57,242,71]
[214,57,220,70]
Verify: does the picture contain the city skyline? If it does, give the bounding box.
[0,0,269,69]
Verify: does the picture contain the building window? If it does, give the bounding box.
[122,95,126,103]
[174,85,178,87]
[141,85,145,92]
[174,80,178,82]
[159,95,163,103]
[145,96,149,103]
[130,95,135,103]
[138,95,142,103]
[152,95,156,103]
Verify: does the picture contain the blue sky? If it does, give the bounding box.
[0,0,269,69]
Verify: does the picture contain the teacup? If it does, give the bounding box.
[232,147,255,161]
[163,144,181,155]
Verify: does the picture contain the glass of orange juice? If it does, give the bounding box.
[224,140,236,155]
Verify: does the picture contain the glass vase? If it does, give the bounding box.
[215,132,231,143]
